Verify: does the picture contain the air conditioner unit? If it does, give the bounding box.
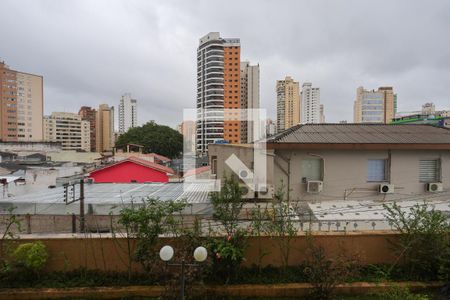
[427,182,443,192]
[239,184,255,199]
[379,184,394,194]
[307,181,323,193]
[256,184,275,199]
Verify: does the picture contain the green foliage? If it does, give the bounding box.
[210,175,245,236]
[12,241,49,273]
[208,230,247,283]
[250,204,271,271]
[304,236,361,300]
[118,198,187,272]
[265,183,298,271]
[115,121,183,158]
[1,206,22,272]
[383,202,450,280]
[209,175,247,282]
[377,285,429,300]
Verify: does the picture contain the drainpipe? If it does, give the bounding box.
[275,152,292,203]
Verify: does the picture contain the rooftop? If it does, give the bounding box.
[266,124,450,148]
[90,156,174,175]
[0,182,214,215]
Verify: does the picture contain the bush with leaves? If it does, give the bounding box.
[208,175,247,283]
[265,183,298,271]
[377,285,429,300]
[303,236,360,300]
[383,202,450,281]
[0,206,22,272]
[249,204,271,272]
[12,241,49,274]
[118,198,187,273]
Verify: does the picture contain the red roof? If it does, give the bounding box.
[91,156,175,175]
[148,153,171,163]
[184,166,210,177]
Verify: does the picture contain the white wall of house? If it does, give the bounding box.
[210,144,450,202]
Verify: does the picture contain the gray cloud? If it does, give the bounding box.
[1,0,449,127]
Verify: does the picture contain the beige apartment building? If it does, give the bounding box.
[44,112,90,151]
[79,106,97,152]
[354,86,396,123]
[178,120,196,154]
[276,76,300,132]
[0,61,43,142]
[96,104,115,153]
[209,124,450,202]
[240,61,260,143]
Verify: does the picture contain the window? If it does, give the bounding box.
[301,159,323,181]
[367,159,387,182]
[211,156,217,175]
[419,159,440,183]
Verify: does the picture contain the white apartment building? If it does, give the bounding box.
[301,82,321,124]
[44,112,90,151]
[196,32,241,154]
[118,93,137,134]
[240,61,260,143]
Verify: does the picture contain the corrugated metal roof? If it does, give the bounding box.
[267,124,450,144]
[0,182,213,215]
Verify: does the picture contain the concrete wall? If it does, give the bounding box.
[0,232,399,273]
[210,144,450,202]
[274,149,450,201]
[0,142,61,154]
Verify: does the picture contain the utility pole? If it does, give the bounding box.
[79,179,85,233]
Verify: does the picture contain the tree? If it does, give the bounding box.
[118,198,187,273]
[116,121,183,159]
[266,183,298,272]
[208,175,247,283]
[383,202,450,281]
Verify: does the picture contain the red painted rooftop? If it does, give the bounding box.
[91,156,175,175]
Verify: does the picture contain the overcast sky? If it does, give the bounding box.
[1,0,449,128]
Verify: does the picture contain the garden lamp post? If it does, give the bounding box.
[159,245,208,300]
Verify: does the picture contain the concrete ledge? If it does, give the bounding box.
[0,282,443,299]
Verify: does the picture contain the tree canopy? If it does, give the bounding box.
[115,121,183,158]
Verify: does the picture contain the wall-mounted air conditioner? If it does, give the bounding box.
[240,184,255,199]
[307,181,323,193]
[379,184,394,194]
[427,182,443,192]
[256,184,275,199]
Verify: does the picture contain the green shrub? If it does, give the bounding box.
[12,241,49,272]
[383,202,450,281]
[377,285,429,300]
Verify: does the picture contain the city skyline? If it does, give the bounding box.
[1,0,449,127]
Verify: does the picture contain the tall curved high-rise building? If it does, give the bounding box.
[196,32,240,154]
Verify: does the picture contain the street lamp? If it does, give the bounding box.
[159,245,208,300]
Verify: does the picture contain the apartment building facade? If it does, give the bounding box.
[178,120,196,154]
[78,106,96,152]
[301,82,321,124]
[118,93,137,134]
[354,86,396,123]
[44,112,90,151]
[0,61,43,142]
[240,61,260,143]
[196,32,241,154]
[209,124,450,202]
[96,104,115,153]
[276,76,300,132]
